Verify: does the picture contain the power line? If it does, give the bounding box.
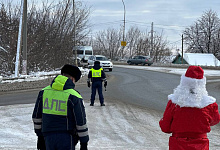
[91,20,123,26]
[126,20,187,28]
[126,20,185,31]
[91,19,187,32]
[154,23,187,28]
[168,39,182,45]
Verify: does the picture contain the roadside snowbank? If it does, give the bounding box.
[1,67,89,83]
[115,65,220,76]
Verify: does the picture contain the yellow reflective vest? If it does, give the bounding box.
[90,68,103,77]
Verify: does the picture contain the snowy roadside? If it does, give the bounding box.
[0,101,167,150]
[0,68,89,92]
[0,100,220,150]
[115,65,220,77]
[1,65,220,149]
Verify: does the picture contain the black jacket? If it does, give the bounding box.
[32,75,89,143]
[88,64,106,82]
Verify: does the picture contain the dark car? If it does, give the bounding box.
[127,55,153,66]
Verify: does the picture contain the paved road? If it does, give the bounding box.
[105,67,180,111]
[0,66,220,112]
[106,66,220,111]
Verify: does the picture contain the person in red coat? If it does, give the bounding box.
[159,66,220,150]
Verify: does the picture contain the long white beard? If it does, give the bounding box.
[168,75,216,108]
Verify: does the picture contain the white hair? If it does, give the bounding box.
[168,75,216,108]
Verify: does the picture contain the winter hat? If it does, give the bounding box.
[168,65,216,108]
[61,64,81,82]
[180,66,205,88]
[94,61,100,65]
[185,66,204,79]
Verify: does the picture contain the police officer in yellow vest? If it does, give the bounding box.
[88,61,107,106]
[32,64,89,150]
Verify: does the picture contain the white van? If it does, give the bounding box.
[73,46,93,62]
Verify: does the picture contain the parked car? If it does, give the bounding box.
[88,55,113,71]
[127,55,153,66]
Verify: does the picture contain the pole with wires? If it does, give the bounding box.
[72,0,77,66]
[122,0,125,43]
[182,34,184,64]
[15,0,24,77]
[22,0,27,75]
[121,0,126,58]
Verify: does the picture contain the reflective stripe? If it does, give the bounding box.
[34,124,42,129]
[78,131,89,137]
[32,118,42,123]
[70,135,73,149]
[76,124,88,130]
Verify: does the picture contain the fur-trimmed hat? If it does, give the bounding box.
[61,64,81,82]
[168,65,216,108]
[185,66,204,79]
[94,61,100,65]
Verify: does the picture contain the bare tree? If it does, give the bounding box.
[0,0,91,75]
[92,28,122,59]
[92,26,171,62]
[0,2,20,75]
[27,0,91,71]
[126,26,142,57]
[126,26,170,62]
[183,9,220,58]
[152,32,171,62]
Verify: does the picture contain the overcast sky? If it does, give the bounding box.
[4,0,220,50]
[84,0,220,50]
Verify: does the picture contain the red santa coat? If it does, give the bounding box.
[159,75,220,150]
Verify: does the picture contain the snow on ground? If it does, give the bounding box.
[115,65,220,76]
[1,67,89,84]
[0,65,220,150]
[1,100,220,150]
[0,101,169,150]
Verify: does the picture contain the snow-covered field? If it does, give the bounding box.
[1,65,220,150]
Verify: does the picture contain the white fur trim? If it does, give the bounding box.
[169,75,216,108]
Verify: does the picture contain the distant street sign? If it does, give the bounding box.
[121,41,126,46]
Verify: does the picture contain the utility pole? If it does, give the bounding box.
[121,0,126,57]
[122,0,125,43]
[150,22,154,57]
[22,0,27,75]
[15,0,24,77]
[182,34,184,64]
[72,0,77,66]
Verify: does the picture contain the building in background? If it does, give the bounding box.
[172,53,220,66]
